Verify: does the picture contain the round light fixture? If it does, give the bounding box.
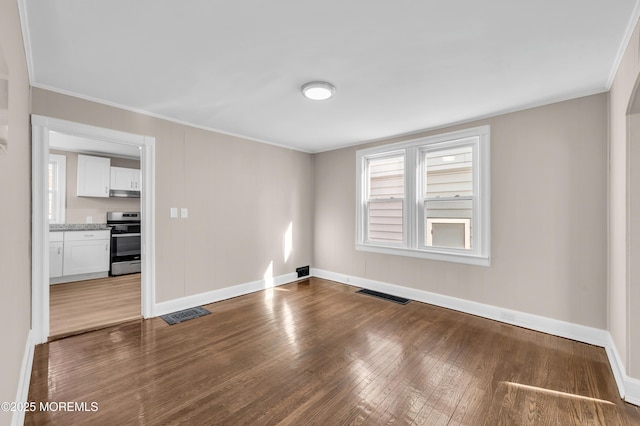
[301,81,335,101]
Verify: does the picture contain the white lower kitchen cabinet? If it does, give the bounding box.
[49,232,64,278]
[62,230,111,276]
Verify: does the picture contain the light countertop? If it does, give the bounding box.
[50,224,111,232]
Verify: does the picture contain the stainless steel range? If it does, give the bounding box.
[107,211,141,276]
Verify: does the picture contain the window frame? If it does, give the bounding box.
[356,125,490,266]
[48,154,66,224]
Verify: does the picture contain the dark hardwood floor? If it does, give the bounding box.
[26,278,640,425]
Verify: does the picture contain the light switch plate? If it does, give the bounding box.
[170,208,178,218]
[181,208,188,219]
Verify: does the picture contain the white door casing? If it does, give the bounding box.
[31,114,156,344]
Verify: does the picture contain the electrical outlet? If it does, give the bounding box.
[170,208,178,218]
[181,208,188,219]
[86,216,93,224]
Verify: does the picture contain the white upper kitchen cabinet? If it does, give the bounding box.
[77,154,110,197]
[110,166,141,191]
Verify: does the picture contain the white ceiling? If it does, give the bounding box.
[21,0,640,153]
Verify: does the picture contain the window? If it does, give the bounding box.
[356,126,490,266]
[48,154,66,224]
[366,152,405,244]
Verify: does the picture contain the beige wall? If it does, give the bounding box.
[32,88,314,303]
[50,149,141,224]
[609,16,640,379]
[0,0,32,424]
[314,94,608,328]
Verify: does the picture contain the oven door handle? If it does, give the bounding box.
[112,233,141,238]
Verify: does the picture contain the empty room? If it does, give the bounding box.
[2,0,640,424]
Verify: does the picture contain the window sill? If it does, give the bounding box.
[355,243,491,267]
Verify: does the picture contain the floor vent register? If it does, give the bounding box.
[356,289,411,305]
[161,306,211,325]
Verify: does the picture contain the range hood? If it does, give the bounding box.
[109,189,140,198]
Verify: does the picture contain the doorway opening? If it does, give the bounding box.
[32,115,156,344]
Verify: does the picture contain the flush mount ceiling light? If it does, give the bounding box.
[301,81,335,101]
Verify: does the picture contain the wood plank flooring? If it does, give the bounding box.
[28,277,640,425]
[49,273,141,339]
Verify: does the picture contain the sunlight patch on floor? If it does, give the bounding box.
[502,381,615,405]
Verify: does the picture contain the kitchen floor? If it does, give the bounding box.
[49,273,141,339]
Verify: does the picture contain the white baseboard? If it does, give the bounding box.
[604,333,628,400]
[311,268,640,407]
[153,272,300,317]
[624,375,640,406]
[50,271,108,285]
[606,338,640,406]
[12,330,35,426]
